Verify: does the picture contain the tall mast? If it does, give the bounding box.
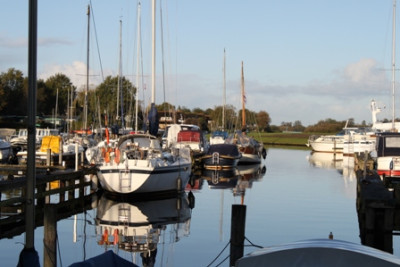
[116,19,122,123]
[135,2,141,133]
[392,0,396,131]
[241,61,246,130]
[151,0,156,104]
[222,49,226,131]
[83,5,90,132]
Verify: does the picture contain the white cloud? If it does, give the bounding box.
[39,61,116,91]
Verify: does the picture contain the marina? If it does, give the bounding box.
[2,147,400,266]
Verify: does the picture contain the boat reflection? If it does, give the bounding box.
[95,192,193,265]
[307,152,356,180]
[201,163,266,193]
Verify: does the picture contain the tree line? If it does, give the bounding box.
[1,67,370,133]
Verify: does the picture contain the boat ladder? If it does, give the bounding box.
[212,152,220,165]
[119,169,131,192]
[118,204,130,225]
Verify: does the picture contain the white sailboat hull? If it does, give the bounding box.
[97,158,192,194]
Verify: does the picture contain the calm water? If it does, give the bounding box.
[1,147,399,266]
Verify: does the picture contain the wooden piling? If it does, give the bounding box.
[230,204,246,266]
[43,204,57,267]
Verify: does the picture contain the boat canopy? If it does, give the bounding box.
[376,132,400,157]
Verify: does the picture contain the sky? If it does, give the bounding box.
[1,0,400,126]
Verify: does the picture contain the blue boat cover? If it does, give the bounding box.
[69,250,138,267]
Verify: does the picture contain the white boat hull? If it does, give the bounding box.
[308,136,344,153]
[97,159,192,194]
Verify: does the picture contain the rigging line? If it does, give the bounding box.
[244,236,263,248]
[214,255,230,267]
[89,0,105,82]
[206,240,230,267]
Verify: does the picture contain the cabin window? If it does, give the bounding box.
[385,137,400,148]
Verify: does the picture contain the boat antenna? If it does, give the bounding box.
[392,0,396,131]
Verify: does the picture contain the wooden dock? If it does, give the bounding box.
[355,165,396,253]
[0,164,98,239]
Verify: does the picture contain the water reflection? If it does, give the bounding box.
[307,152,356,181]
[95,192,193,266]
[201,163,266,197]
[307,151,396,254]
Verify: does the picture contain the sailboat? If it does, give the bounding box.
[200,50,242,169]
[210,49,229,145]
[86,0,192,195]
[229,61,266,164]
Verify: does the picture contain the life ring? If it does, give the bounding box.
[114,148,120,164]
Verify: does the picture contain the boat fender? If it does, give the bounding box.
[101,147,112,163]
[113,229,119,245]
[114,148,120,164]
[99,229,109,245]
[262,148,267,159]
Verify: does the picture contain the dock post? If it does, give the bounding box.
[43,204,57,267]
[58,138,62,166]
[230,204,246,266]
[75,143,79,171]
[46,148,51,166]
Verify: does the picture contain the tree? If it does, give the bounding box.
[94,75,135,127]
[256,110,271,131]
[44,73,75,116]
[0,68,26,115]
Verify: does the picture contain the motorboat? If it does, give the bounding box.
[163,123,209,164]
[374,132,400,178]
[307,126,375,154]
[86,133,192,195]
[10,128,60,152]
[16,135,85,167]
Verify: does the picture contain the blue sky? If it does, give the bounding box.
[1,0,399,126]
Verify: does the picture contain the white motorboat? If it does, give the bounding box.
[86,133,192,195]
[163,123,209,162]
[17,135,85,167]
[374,132,400,178]
[307,126,375,154]
[10,128,59,152]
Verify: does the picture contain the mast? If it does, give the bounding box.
[147,0,159,136]
[241,61,246,130]
[117,19,122,124]
[135,2,141,133]
[151,0,156,104]
[392,0,396,131]
[222,49,226,131]
[83,5,90,132]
